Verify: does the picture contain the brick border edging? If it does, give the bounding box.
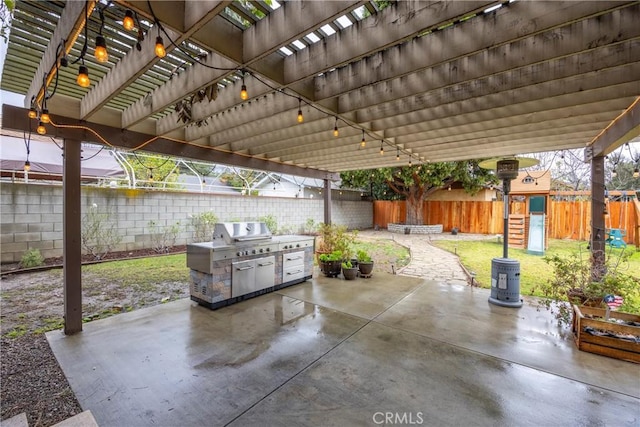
[388,223,443,234]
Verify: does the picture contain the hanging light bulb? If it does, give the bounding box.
[380,141,384,155]
[94,35,108,62]
[77,65,90,87]
[634,167,639,178]
[155,36,166,58]
[448,185,452,191]
[409,158,412,167]
[40,108,50,124]
[333,118,339,137]
[611,168,617,178]
[123,10,135,31]
[297,98,304,123]
[240,73,248,100]
[36,121,46,135]
[396,147,400,161]
[28,107,37,119]
[24,160,31,172]
[360,130,366,147]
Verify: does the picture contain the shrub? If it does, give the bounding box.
[148,220,181,253]
[190,211,218,243]
[357,249,372,263]
[259,214,278,234]
[534,250,639,326]
[20,248,44,268]
[81,204,122,260]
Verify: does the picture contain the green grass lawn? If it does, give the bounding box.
[82,253,190,285]
[432,238,640,300]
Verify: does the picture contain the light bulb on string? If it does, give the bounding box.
[24,160,31,172]
[333,118,339,137]
[94,35,108,63]
[123,10,135,31]
[155,36,166,58]
[634,167,639,178]
[36,122,46,135]
[396,147,400,161]
[28,107,37,119]
[360,130,366,148]
[77,64,90,87]
[240,71,248,100]
[380,141,384,155]
[612,168,617,178]
[40,108,50,124]
[297,98,304,123]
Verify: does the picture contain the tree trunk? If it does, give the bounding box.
[405,193,424,225]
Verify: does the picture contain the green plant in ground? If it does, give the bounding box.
[303,218,317,235]
[148,220,182,253]
[20,248,44,268]
[5,324,28,339]
[259,214,278,234]
[190,211,218,242]
[81,204,123,260]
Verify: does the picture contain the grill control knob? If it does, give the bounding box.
[259,248,264,253]
[236,251,241,256]
[266,247,270,252]
[252,249,256,254]
[296,244,300,247]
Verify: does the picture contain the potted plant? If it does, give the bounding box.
[318,250,343,277]
[341,260,358,280]
[535,251,639,327]
[357,249,374,277]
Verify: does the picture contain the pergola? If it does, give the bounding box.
[1,0,639,334]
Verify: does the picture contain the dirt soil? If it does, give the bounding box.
[1,247,189,427]
[1,242,406,426]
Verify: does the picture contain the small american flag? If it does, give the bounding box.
[603,294,624,310]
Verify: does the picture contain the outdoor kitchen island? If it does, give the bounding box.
[187,222,315,309]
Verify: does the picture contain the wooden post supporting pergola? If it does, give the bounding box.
[586,97,640,276]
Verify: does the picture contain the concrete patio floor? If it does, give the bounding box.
[47,272,640,426]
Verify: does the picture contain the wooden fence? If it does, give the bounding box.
[373,200,638,245]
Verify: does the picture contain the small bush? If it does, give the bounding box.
[190,211,218,242]
[259,214,278,234]
[20,248,44,268]
[148,220,181,253]
[81,204,122,260]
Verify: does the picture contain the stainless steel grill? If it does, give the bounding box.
[187,222,314,309]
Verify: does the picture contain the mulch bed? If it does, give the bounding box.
[1,246,187,274]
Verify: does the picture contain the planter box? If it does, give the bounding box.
[572,305,640,363]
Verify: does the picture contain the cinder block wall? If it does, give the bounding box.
[1,183,373,263]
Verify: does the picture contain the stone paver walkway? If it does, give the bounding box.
[358,230,494,285]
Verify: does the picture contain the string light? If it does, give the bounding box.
[36,122,46,135]
[23,160,30,172]
[123,10,135,31]
[409,157,412,167]
[155,36,166,58]
[40,108,50,124]
[380,141,384,155]
[94,35,108,62]
[240,71,248,100]
[333,117,339,137]
[297,98,303,123]
[28,106,37,119]
[611,168,617,178]
[634,167,639,178]
[360,130,366,147]
[396,147,400,161]
[77,65,90,87]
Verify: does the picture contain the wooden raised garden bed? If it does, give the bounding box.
[572,305,640,363]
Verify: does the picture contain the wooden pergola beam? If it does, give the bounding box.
[1,104,338,181]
